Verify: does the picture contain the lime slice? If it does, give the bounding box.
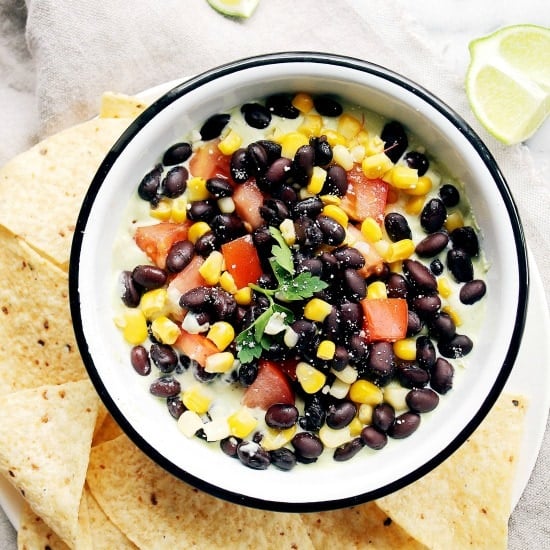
[466,24,550,144]
[207,0,259,18]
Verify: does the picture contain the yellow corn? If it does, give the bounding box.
[404,195,425,216]
[361,152,393,179]
[389,260,403,273]
[366,280,387,300]
[350,144,366,163]
[332,144,355,171]
[198,250,224,285]
[349,417,364,437]
[296,362,326,394]
[361,217,383,242]
[207,321,235,351]
[150,199,172,221]
[177,410,204,438]
[383,384,409,411]
[187,176,210,201]
[329,377,350,400]
[386,239,415,263]
[278,132,309,159]
[322,204,348,229]
[298,114,323,136]
[373,239,392,261]
[337,113,362,140]
[218,129,242,155]
[321,128,347,147]
[119,309,148,345]
[307,166,327,195]
[319,424,352,448]
[332,364,358,384]
[279,218,296,246]
[386,165,418,189]
[234,286,253,306]
[437,277,453,298]
[188,221,211,244]
[150,315,180,345]
[364,135,385,156]
[292,92,314,113]
[317,340,336,360]
[353,129,370,146]
[393,338,417,361]
[445,211,464,233]
[403,175,432,196]
[204,351,235,373]
[260,426,297,451]
[304,298,332,322]
[170,197,187,223]
[358,403,374,424]
[227,407,258,438]
[140,288,168,319]
[182,384,212,414]
[442,305,463,327]
[349,379,383,406]
[219,271,238,294]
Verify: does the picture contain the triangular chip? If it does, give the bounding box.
[375,394,527,549]
[17,499,70,550]
[92,412,123,447]
[0,225,86,396]
[0,380,99,548]
[99,92,148,119]
[87,434,314,549]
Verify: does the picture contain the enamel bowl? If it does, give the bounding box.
[70,52,528,512]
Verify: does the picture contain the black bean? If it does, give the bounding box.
[317,215,346,246]
[460,279,487,305]
[404,151,429,176]
[260,199,290,226]
[326,401,357,429]
[230,148,249,183]
[387,411,420,439]
[220,436,241,458]
[381,121,408,163]
[437,334,473,359]
[416,335,436,371]
[332,345,349,371]
[323,164,348,197]
[294,218,323,250]
[211,288,237,320]
[439,184,460,207]
[241,103,271,129]
[150,343,179,373]
[167,395,186,419]
[132,265,167,290]
[120,270,141,307]
[266,94,300,119]
[367,341,395,385]
[200,113,230,140]
[247,142,269,176]
[192,362,218,383]
[334,438,364,462]
[291,196,324,219]
[292,432,324,459]
[406,388,439,413]
[206,176,233,198]
[430,357,454,394]
[415,232,449,258]
[429,258,444,276]
[397,361,430,388]
[343,268,367,301]
[162,142,192,166]
[137,165,162,204]
[339,302,363,333]
[179,286,211,311]
[296,256,323,277]
[333,246,365,270]
[410,294,441,318]
[372,402,395,432]
[149,376,181,398]
[293,145,315,178]
[256,140,282,163]
[162,166,188,198]
[165,240,194,273]
[313,95,343,117]
[407,310,423,336]
[130,345,151,376]
[187,200,217,222]
[310,135,333,166]
[386,273,409,299]
[194,231,218,257]
[237,441,271,470]
[265,157,293,187]
[238,362,258,385]
[403,259,437,293]
[420,198,447,233]
[211,213,245,242]
[348,334,369,364]
[384,212,412,242]
[450,226,479,257]
[300,394,326,431]
[447,249,474,283]
[265,404,299,429]
[428,312,456,341]
[269,448,297,471]
[360,426,388,450]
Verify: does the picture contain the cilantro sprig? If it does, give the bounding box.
[235,227,328,363]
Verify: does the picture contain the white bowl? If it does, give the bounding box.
[70,53,528,511]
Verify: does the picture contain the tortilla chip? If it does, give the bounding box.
[99,92,148,119]
[17,500,70,550]
[0,225,87,396]
[85,486,138,549]
[0,117,133,271]
[301,503,427,549]
[87,434,314,549]
[375,394,527,550]
[92,412,123,447]
[0,379,99,549]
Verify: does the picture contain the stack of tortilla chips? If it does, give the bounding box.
[0,92,527,549]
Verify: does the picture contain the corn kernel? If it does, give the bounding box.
[386,165,418,189]
[304,298,332,322]
[234,286,253,306]
[177,410,203,438]
[205,351,235,373]
[218,129,242,155]
[445,211,464,232]
[373,239,392,261]
[437,277,453,298]
[361,152,393,179]
[442,305,463,327]
[188,221,211,244]
[260,426,297,451]
[364,135,385,155]
[332,144,354,171]
[361,217,383,242]
[349,379,383,405]
[292,92,314,113]
[284,326,299,348]
[393,338,417,361]
[187,176,210,201]
[367,280,387,300]
[151,315,180,345]
[321,128,347,147]
[319,424,352,448]
[182,384,212,414]
[307,166,327,194]
[358,403,374,424]
[279,218,296,246]
[170,197,187,223]
[329,377,350,399]
[402,175,433,196]
[150,199,172,221]
[207,321,235,351]
[332,364,358,385]
[298,113,322,136]
[320,194,341,206]
[278,132,309,159]
[120,309,148,345]
[218,196,235,214]
[383,384,409,411]
[389,260,403,273]
[322,204,348,229]
[386,239,415,262]
[227,407,258,438]
[296,362,326,394]
[337,113,363,140]
[219,271,238,294]
[350,144,366,163]
[404,195,425,215]
[140,288,168,319]
[199,250,224,285]
[317,340,336,360]
[202,418,231,442]
[349,417,364,437]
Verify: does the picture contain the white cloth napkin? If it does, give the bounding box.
[0,0,548,548]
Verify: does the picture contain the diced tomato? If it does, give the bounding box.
[360,298,408,343]
[242,359,295,410]
[189,139,231,180]
[167,255,208,296]
[174,329,219,368]
[340,165,388,223]
[221,235,263,289]
[278,357,299,382]
[345,224,385,278]
[232,180,265,230]
[134,222,191,269]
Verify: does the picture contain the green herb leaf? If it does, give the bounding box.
[269,226,294,275]
[278,271,328,301]
[236,326,264,364]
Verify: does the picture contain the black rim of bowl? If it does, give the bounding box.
[69,51,529,513]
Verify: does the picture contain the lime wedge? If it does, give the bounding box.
[466,24,550,145]
[207,0,259,18]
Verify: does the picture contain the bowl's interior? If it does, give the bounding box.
[72,54,527,510]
